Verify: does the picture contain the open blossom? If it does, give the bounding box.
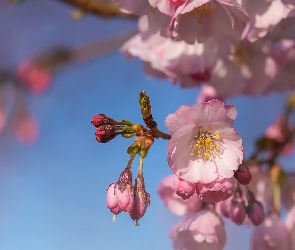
[170,209,226,250]
[121,31,219,88]
[158,175,202,216]
[251,214,289,250]
[172,0,248,43]
[240,0,293,42]
[166,100,243,184]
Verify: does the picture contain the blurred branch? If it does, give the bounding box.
[58,0,137,18]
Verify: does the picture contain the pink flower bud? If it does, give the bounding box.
[219,198,232,218]
[168,0,186,7]
[106,183,122,215]
[234,164,252,185]
[115,167,134,213]
[247,201,265,226]
[130,175,150,224]
[91,114,115,127]
[116,183,134,214]
[173,174,197,200]
[95,125,116,143]
[229,198,246,225]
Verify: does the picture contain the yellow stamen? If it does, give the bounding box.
[190,127,220,161]
[190,2,217,23]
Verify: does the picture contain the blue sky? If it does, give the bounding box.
[0,1,294,250]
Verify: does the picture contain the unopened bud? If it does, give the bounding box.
[229,198,246,225]
[91,114,115,127]
[246,200,265,226]
[106,183,122,215]
[95,125,116,143]
[234,164,252,185]
[130,175,150,224]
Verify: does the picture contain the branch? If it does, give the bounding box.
[57,0,137,18]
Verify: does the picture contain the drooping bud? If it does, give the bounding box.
[173,174,197,200]
[106,183,122,216]
[95,125,117,143]
[116,167,134,213]
[246,190,265,226]
[219,197,232,218]
[247,200,265,226]
[91,114,115,127]
[234,164,252,185]
[130,174,150,226]
[229,199,246,225]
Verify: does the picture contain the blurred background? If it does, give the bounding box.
[0,1,294,249]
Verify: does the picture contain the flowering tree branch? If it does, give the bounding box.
[57,0,136,18]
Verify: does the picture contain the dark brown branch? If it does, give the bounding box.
[57,0,137,18]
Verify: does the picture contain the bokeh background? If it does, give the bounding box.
[0,1,294,249]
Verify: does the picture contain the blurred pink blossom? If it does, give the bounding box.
[170,209,226,250]
[251,214,289,250]
[17,60,52,94]
[285,205,295,249]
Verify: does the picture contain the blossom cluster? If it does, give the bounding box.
[119,0,295,98]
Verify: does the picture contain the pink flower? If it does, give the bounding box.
[196,177,235,203]
[166,100,243,184]
[106,167,134,216]
[158,175,202,216]
[173,174,197,200]
[121,32,218,88]
[285,205,295,249]
[265,115,293,156]
[170,209,226,250]
[170,0,248,43]
[17,60,52,94]
[241,0,292,42]
[106,183,123,215]
[251,214,289,250]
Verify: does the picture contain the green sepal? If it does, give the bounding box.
[122,120,133,126]
[139,149,148,159]
[127,144,141,156]
[121,133,135,139]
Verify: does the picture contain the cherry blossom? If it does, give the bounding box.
[166,99,243,184]
[170,209,226,250]
[251,214,289,250]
